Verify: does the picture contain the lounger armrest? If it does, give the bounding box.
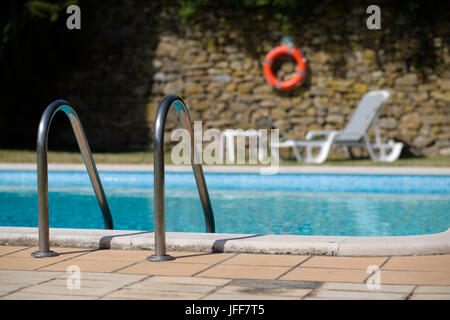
[305,130,341,140]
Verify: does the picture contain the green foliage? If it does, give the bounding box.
[25,0,75,22]
[178,0,210,19]
[178,0,308,34]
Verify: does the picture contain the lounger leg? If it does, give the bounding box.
[292,146,304,162]
[364,135,404,162]
[304,132,337,164]
[344,146,354,159]
[304,144,332,164]
[312,144,332,163]
[382,142,403,162]
[377,140,404,162]
[306,145,312,160]
[364,135,380,161]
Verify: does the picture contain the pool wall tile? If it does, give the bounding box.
[0,170,448,194]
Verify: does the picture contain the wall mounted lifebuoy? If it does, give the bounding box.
[263,45,307,91]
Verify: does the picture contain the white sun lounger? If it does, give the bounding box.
[272,90,404,163]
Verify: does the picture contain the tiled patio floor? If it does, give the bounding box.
[0,246,449,300]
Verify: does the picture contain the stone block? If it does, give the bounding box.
[395,73,418,87]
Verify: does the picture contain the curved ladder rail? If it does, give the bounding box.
[32,100,114,258]
[148,95,215,262]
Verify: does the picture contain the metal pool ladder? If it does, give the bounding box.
[31,96,214,261]
[148,95,215,262]
[32,100,114,258]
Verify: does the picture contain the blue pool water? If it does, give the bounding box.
[0,170,449,236]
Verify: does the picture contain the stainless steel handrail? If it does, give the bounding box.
[148,95,215,262]
[31,100,114,258]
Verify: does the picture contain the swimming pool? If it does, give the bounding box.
[0,169,449,236]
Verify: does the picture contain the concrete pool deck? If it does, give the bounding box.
[0,245,449,300]
[0,227,449,257]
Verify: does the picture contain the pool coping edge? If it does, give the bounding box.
[0,227,449,257]
[1,163,449,175]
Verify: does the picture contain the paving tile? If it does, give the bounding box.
[0,257,70,271]
[0,246,29,257]
[0,247,93,271]
[0,284,34,293]
[321,282,414,293]
[414,286,450,294]
[203,293,299,300]
[147,276,231,286]
[74,249,151,261]
[382,255,450,272]
[280,267,368,283]
[40,277,138,290]
[303,297,333,300]
[117,261,211,276]
[1,292,97,300]
[127,281,217,294]
[0,270,63,282]
[6,247,93,259]
[409,293,450,300]
[222,254,308,267]
[314,290,406,300]
[170,252,235,264]
[20,282,117,297]
[0,289,12,296]
[0,270,62,293]
[0,270,145,298]
[214,285,311,298]
[56,271,146,283]
[302,256,387,269]
[102,288,204,300]
[196,265,290,280]
[230,279,322,289]
[380,270,450,285]
[38,258,136,273]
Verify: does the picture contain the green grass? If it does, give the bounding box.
[0,149,449,167]
[278,155,450,167]
[0,149,156,164]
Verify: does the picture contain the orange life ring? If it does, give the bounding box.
[263,45,307,91]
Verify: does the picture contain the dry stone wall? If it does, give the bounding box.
[63,1,450,156]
